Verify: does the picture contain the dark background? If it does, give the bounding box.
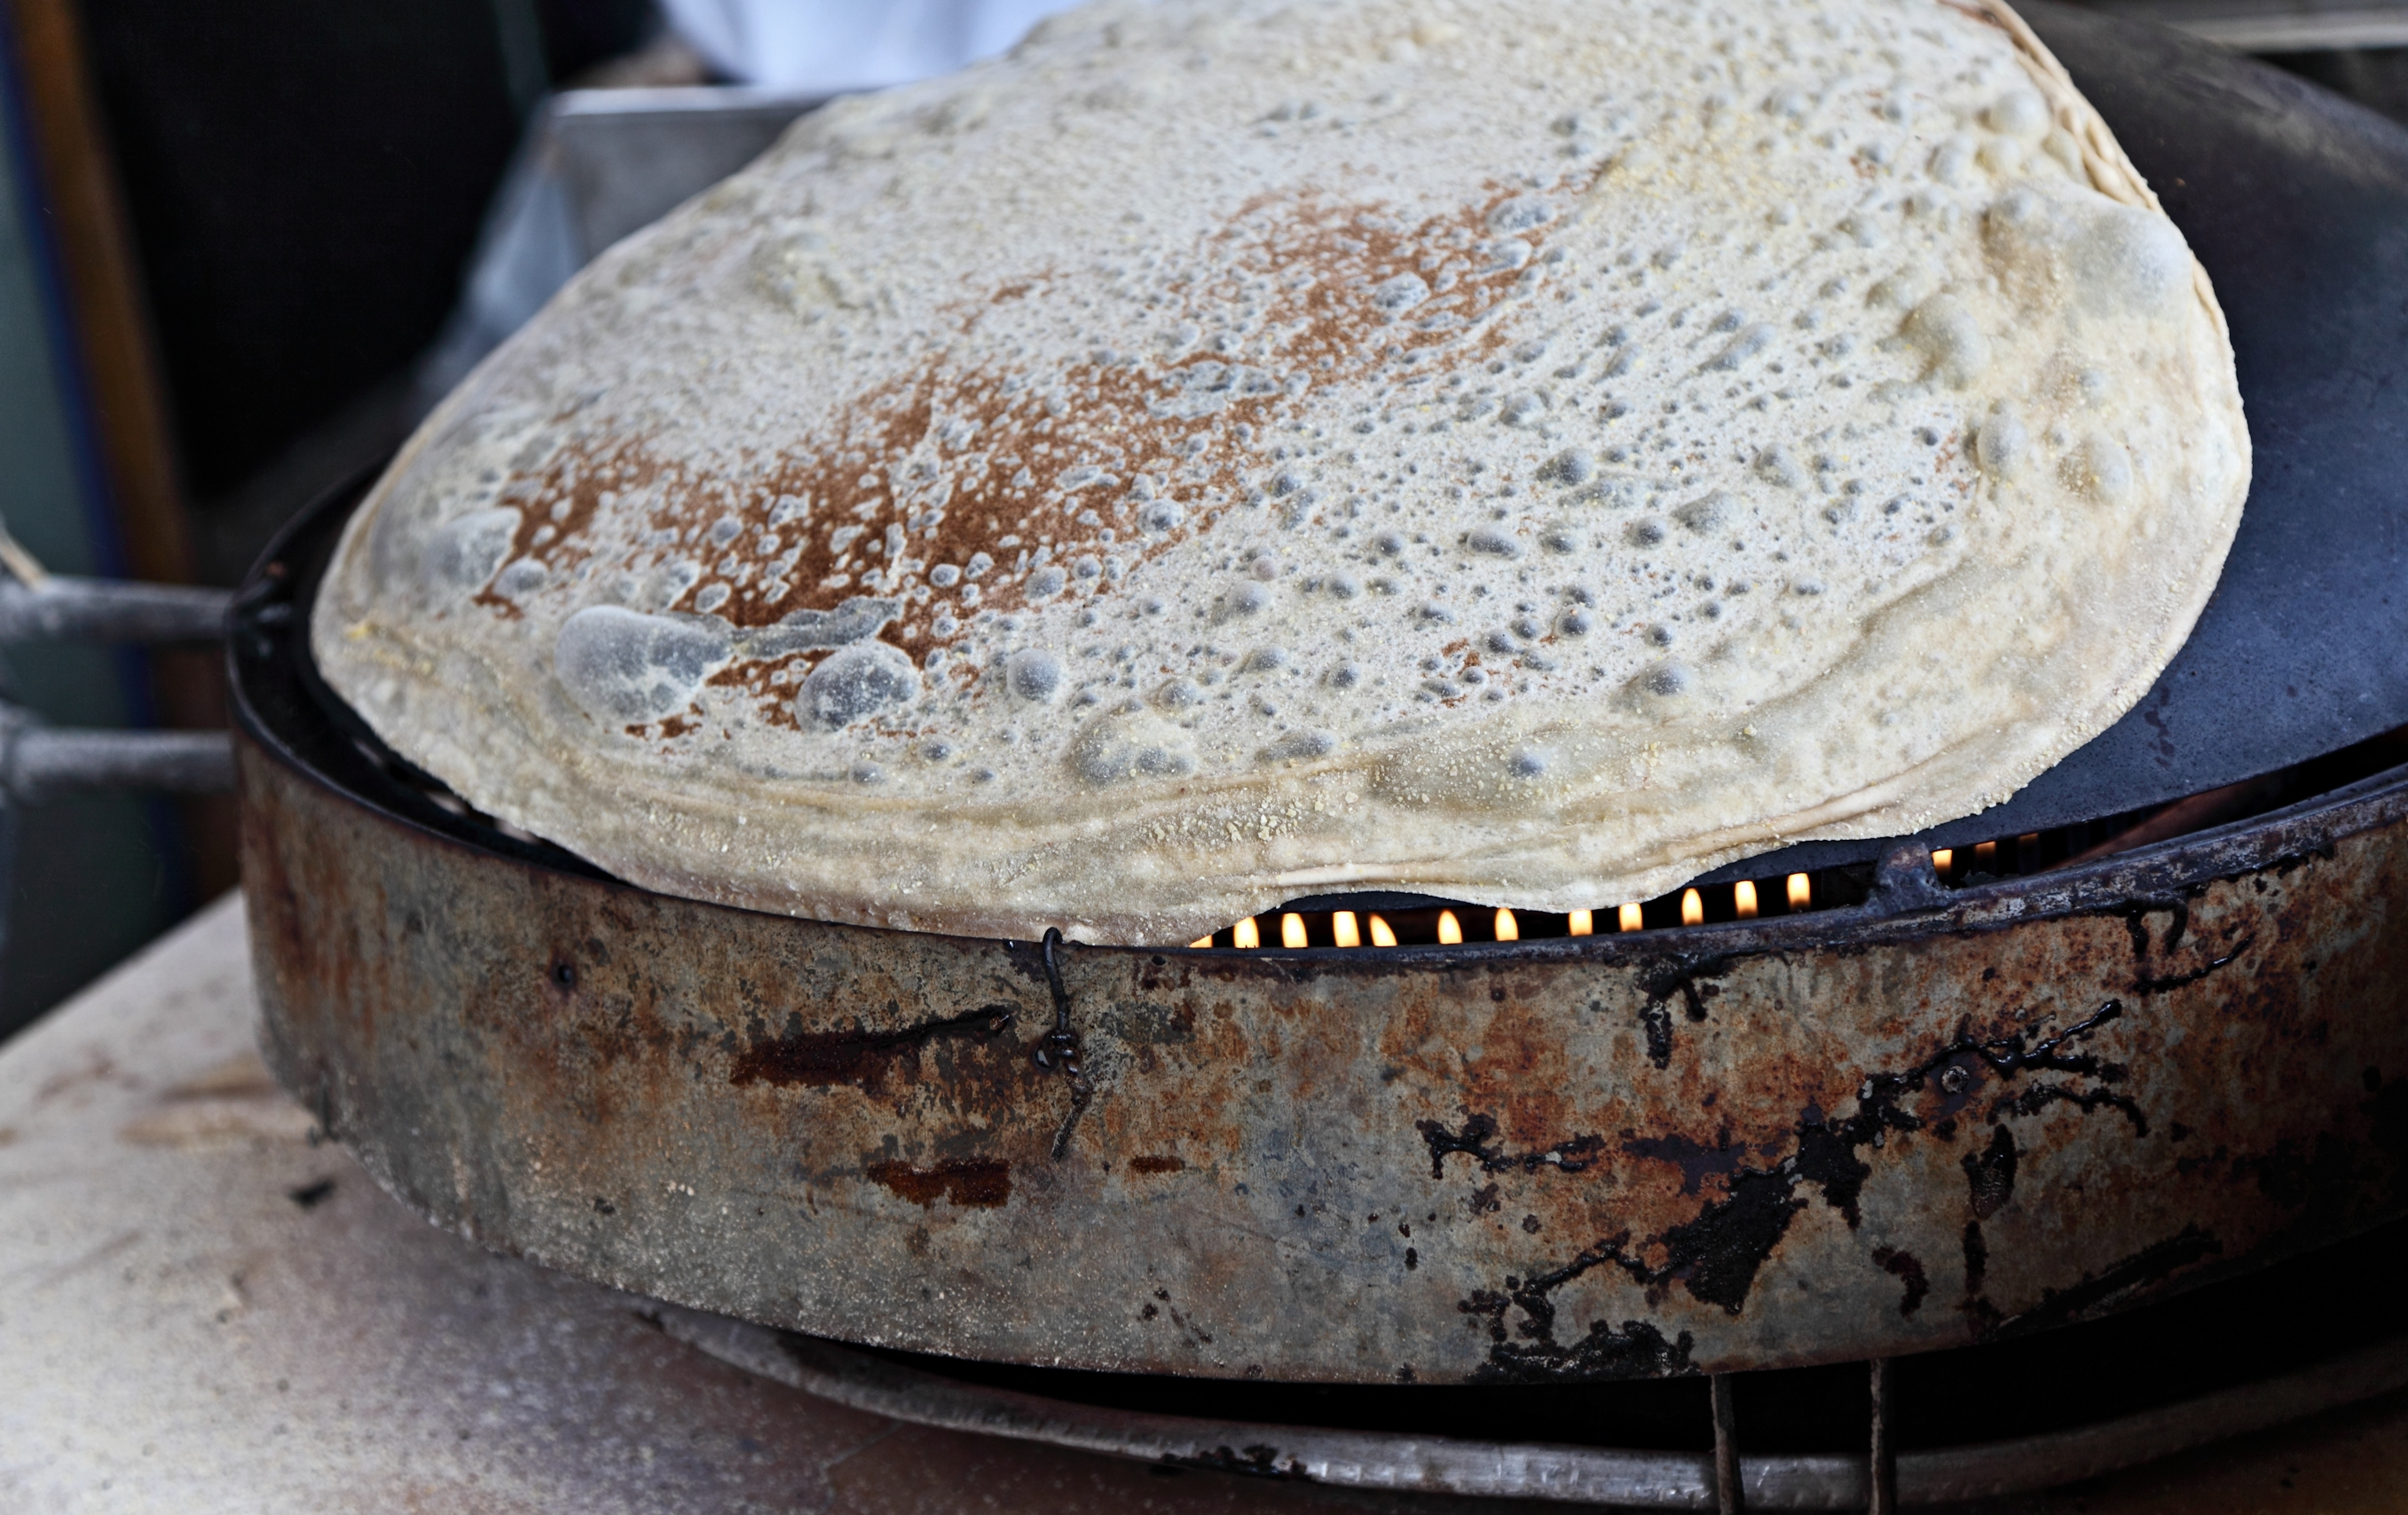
[0,0,659,1039]
[75,0,659,582]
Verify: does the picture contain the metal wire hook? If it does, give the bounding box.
[1032,927,1092,1160]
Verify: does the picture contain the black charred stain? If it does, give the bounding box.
[1461,1235,1699,1383]
[1170,1446,1310,1481]
[863,1158,1012,1208]
[1523,1213,1543,1233]
[1141,1302,1160,1320]
[1416,1112,1606,1179]
[1963,1221,1987,1292]
[2122,901,2251,994]
[1642,955,1733,1022]
[287,1177,336,1210]
[547,955,577,993]
[729,1003,1017,1090]
[1641,1001,1674,1069]
[1992,1077,2148,1135]
[1871,1245,1929,1316]
[1992,1224,2222,1337]
[1405,1247,1419,1269]
[1468,1183,1502,1215]
[1650,1168,1810,1312]
[1962,1125,2018,1219]
[1623,1127,1750,1197]
[1452,996,2145,1344]
[1631,954,1735,1068]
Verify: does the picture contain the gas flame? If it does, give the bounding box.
[1333,910,1362,948]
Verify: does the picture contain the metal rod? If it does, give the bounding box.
[0,576,231,643]
[1711,1371,1744,1513]
[4,727,234,800]
[1870,1358,1898,1515]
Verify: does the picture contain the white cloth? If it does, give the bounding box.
[658,0,1086,92]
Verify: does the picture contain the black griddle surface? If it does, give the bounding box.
[1684,3,2408,887]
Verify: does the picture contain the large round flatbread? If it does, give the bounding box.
[313,0,2247,946]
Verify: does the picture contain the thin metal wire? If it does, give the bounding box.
[1711,1372,1744,1512]
[1870,1358,1898,1515]
[1032,927,1092,1159]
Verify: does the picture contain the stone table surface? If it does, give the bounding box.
[4,896,2407,1514]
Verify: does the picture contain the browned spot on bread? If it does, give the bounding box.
[475,176,1602,712]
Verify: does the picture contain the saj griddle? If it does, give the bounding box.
[230,4,2408,1507]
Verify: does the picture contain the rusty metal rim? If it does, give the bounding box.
[654,1305,2408,1508]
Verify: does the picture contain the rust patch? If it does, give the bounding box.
[1128,1154,1185,1175]
[729,1004,1017,1092]
[866,1158,1013,1209]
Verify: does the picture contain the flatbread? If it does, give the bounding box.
[311,0,2248,946]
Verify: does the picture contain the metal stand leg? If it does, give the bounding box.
[1870,1358,1899,1515]
[1711,1371,1744,1512]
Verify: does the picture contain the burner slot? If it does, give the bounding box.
[1186,864,1876,950]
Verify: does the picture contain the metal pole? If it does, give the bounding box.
[4,726,234,800]
[0,576,231,643]
[1870,1358,1899,1515]
[1711,1371,1744,1512]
